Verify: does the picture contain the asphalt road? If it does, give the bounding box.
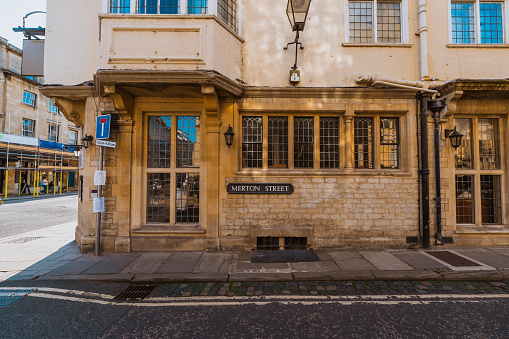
[0,195,78,238]
[1,280,508,338]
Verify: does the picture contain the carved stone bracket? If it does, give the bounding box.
[52,98,86,127]
[202,85,219,120]
[103,85,134,120]
[117,119,134,134]
[442,90,464,118]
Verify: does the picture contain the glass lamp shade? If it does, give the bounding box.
[286,0,312,31]
[448,129,463,149]
[224,125,235,148]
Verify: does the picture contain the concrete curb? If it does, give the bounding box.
[500,270,509,280]
[440,270,503,281]
[372,270,443,281]
[38,273,134,282]
[132,273,228,283]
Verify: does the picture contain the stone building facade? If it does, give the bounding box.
[0,37,80,197]
[42,0,509,253]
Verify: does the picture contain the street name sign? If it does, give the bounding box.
[95,140,116,148]
[96,114,111,139]
[227,183,294,194]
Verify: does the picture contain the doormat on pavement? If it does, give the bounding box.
[426,251,481,267]
[251,250,320,263]
[3,237,43,244]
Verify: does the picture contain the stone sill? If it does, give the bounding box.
[235,169,413,177]
[132,225,205,235]
[455,226,509,235]
[342,43,412,48]
[447,44,509,48]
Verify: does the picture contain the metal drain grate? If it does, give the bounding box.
[0,289,34,308]
[426,251,481,267]
[114,285,156,301]
[251,250,320,263]
[3,237,43,244]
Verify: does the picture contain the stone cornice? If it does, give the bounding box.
[95,70,243,97]
[439,79,509,97]
[243,86,419,99]
[40,85,95,101]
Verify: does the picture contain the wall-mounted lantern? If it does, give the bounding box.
[64,134,94,155]
[445,128,463,149]
[224,125,235,148]
[285,0,312,84]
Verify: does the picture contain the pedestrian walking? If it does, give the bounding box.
[41,177,49,194]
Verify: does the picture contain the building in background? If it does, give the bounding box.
[41,0,509,253]
[0,36,80,198]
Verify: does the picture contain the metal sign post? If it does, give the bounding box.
[95,145,103,256]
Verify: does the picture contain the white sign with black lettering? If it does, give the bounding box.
[95,140,116,148]
[94,170,106,186]
[93,197,105,213]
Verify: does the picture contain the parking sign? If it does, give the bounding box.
[96,114,111,140]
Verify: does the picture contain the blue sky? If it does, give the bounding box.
[1,0,46,49]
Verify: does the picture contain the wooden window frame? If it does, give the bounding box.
[143,113,201,227]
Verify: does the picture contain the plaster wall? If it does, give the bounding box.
[45,0,102,85]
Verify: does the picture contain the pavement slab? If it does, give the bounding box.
[289,262,327,272]
[82,254,141,274]
[228,273,294,282]
[328,251,377,270]
[132,273,228,283]
[192,252,234,273]
[453,249,509,269]
[441,270,503,281]
[360,251,414,271]
[156,252,203,273]
[372,270,443,281]
[46,256,107,275]
[120,252,172,274]
[392,251,449,270]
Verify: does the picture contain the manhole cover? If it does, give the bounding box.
[426,251,481,267]
[251,250,320,263]
[114,285,156,300]
[3,237,43,244]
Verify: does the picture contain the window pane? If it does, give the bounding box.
[160,0,179,14]
[481,175,502,224]
[480,2,503,44]
[454,118,472,169]
[22,119,35,138]
[354,117,373,168]
[377,2,401,43]
[217,0,237,30]
[148,116,172,168]
[176,173,200,224]
[268,117,288,168]
[319,117,340,169]
[451,2,474,43]
[188,0,207,14]
[177,116,200,168]
[69,130,78,145]
[456,175,475,224]
[138,0,158,13]
[380,118,399,169]
[478,119,499,169]
[242,117,263,168]
[48,125,59,142]
[349,1,373,42]
[294,117,314,168]
[23,91,36,107]
[110,0,130,13]
[147,173,171,224]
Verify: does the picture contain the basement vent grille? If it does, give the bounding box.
[114,285,156,301]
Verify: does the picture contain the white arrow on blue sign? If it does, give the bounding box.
[96,114,111,140]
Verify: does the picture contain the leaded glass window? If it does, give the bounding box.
[354,117,373,169]
[110,0,130,13]
[349,1,402,43]
[242,117,263,168]
[320,117,340,169]
[377,2,401,43]
[148,116,172,168]
[478,118,499,170]
[188,0,207,14]
[268,117,288,168]
[176,173,200,224]
[22,119,35,138]
[451,2,504,44]
[217,0,237,31]
[177,116,200,168]
[147,173,171,224]
[138,0,179,14]
[454,118,472,169]
[456,175,475,224]
[480,2,503,44]
[380,118,399,169]
[451,2,475,43]
[294,117,314,168]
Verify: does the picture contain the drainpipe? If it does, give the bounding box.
[417,0,429,81]
[428,99,447,246]
[419,93,431,249]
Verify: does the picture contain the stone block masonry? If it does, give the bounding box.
[222,176,419,249]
